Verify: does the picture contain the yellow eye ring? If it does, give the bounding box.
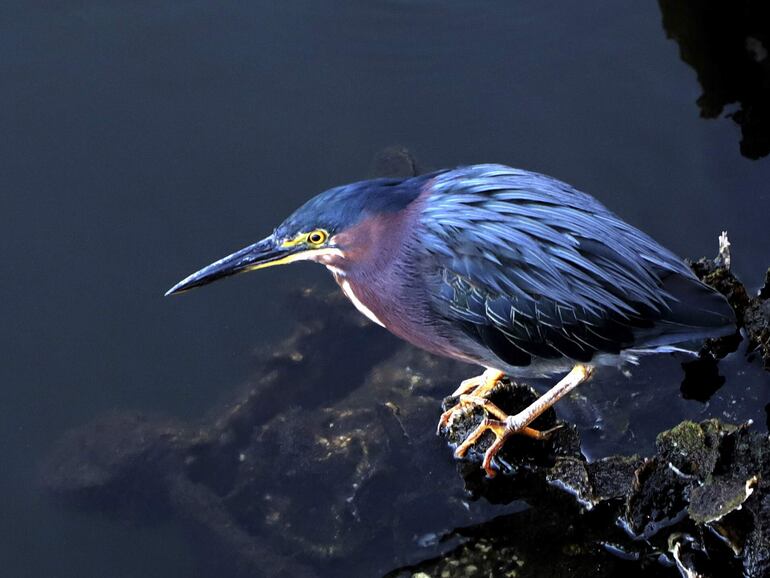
[307,229,328,245]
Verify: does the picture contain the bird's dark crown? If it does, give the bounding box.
[274,174,433,241]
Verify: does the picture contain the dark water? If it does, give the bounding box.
[2,1,769,576]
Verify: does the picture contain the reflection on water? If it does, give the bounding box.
[659,0,770,159]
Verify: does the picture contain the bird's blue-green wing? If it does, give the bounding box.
[417,164,734,367]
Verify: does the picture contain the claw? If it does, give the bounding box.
[437,369,505,434]
[436,394,506,434]
[436,406,457,434]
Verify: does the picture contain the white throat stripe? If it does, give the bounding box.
[339,279,385,327]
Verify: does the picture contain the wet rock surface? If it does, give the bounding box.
[41,253,770,577]
[689,256,770,370]
[436,400,770,577]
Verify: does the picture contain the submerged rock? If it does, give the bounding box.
[41,289,488,577]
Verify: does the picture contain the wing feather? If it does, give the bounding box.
[417,165,733,367]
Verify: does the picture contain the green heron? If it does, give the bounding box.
[167,164,735,477]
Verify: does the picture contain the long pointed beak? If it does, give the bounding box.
[165,235,298,296]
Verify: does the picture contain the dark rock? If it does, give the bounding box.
[587,456,643,504]
[745,293,770,370]
[624,457,689,539]
[439,399,770,578]
[655,419,727,479]
[689,251,770,370]
[385,506,671,578]
[687,256,746,361]
[547,454,642,510]
[689,476,757,524]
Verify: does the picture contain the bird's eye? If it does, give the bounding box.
[307,229,328,245]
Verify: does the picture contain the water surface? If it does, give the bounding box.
[2,1,769,576]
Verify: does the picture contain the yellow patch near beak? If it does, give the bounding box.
[245,247,344,272]
[281,233,310,248]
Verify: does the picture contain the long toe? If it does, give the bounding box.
[452,417,510,478]
[453,418,507,459]
[451,375,482,397]
[453,415,559,477]
[481,436,509,478]
[436,407,456,434]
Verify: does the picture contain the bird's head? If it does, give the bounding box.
[165,176,426,296]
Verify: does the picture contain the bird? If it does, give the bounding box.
[166,164,736,477]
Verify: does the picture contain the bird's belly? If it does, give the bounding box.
[333,273,627,376]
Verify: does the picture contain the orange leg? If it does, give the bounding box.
[437,369,504,434]
[451,368,505,397]
[450,364,595,477]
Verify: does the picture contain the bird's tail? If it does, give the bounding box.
[635,271,736,348]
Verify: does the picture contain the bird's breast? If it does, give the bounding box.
[336,276,386,327]
[331,268,478,365]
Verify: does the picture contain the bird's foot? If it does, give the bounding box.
[436,369,505,434]
[453,411,563,478]
[451,368,505,397]
[444,365,594,477]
